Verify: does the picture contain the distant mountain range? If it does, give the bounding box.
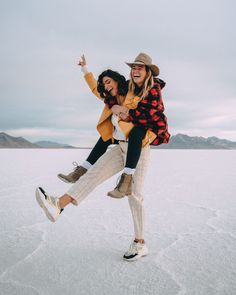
[1,132,236,149]
[0,132,39,148]
[155,134,236,149]
[34,141,75,149]
[0,133,75,149]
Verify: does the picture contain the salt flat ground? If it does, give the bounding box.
[0,149,236,295]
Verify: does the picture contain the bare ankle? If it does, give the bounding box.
[59,194,74,209]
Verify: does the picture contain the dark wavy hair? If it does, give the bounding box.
[97,69,128,99]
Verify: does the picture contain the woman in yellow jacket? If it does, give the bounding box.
[58,55,169,198]
[35,53,170,261]
[57,66,145,197]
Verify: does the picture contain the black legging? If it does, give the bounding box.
[125,126,146,168]
[86,126,146,169]
[86,137,115,165]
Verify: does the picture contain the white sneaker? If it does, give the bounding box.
[35,187,63,222]
[123,241,148,261]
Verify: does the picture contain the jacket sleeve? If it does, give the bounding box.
[84,72,103,101]
[124,94,142,110]
[128,87,165,128]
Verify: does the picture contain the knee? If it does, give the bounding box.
[129,193,144,204]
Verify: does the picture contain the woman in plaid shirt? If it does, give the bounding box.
[58,54,170,198]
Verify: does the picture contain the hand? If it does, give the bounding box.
[119,112,130,121]
[111,105,121,115]
[78,54,86,67]
[119,106,129,114]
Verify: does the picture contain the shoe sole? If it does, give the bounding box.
[57,174,75,184]
[35,188,56,222]
[107,192,125,199]
[123,253,148,262]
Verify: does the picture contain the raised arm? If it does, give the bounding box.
[78,55,103,101]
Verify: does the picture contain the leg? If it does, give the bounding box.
[36,145,124,222]
[119,142,150,261]
[66,144,124,205]
[57,137,116,183]
[107,127,146,198]
[125,127,146,169]
[86,137,114,165]
[126,143,150,240]
[59,194,74,208]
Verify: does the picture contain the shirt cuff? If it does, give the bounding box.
[81,66,89,74]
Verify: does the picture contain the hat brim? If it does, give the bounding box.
[126,62,159,76]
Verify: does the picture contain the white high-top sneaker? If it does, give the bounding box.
[123,241,148,261]
[35,187,63,222]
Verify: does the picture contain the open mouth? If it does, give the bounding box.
[104,88,114,96]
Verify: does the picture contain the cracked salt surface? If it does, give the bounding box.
[0,149,236,295]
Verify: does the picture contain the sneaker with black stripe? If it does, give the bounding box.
[35,187,63,222]
[123,241,148,261]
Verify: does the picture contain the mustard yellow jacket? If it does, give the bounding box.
[84,72,157,147]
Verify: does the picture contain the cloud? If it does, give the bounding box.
[0,0,236,143]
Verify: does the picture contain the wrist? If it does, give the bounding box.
[81,66,88,74]
[125,108,129,115]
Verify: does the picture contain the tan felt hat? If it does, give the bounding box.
[126,52,160,76]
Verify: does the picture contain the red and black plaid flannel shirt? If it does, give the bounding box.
[104,80,170,146]
[128,82,170,145]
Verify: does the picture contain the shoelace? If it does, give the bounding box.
[72,161,80,171]
[127,242,139,255]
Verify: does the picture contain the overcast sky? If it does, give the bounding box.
[0,0,235,146]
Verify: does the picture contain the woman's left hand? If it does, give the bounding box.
[119,112,130,122]
[78,54,86,67]
[119,106,129,114]
[111,105,121,115]
[111,105,129,115]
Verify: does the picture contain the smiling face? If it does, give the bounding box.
[102,76,119,97]
[131,64,147,87]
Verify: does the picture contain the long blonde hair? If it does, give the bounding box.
[128,67,154,101]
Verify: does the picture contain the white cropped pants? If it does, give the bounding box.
[67,142,150,239]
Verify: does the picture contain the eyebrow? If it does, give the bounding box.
[103,78,111,84]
